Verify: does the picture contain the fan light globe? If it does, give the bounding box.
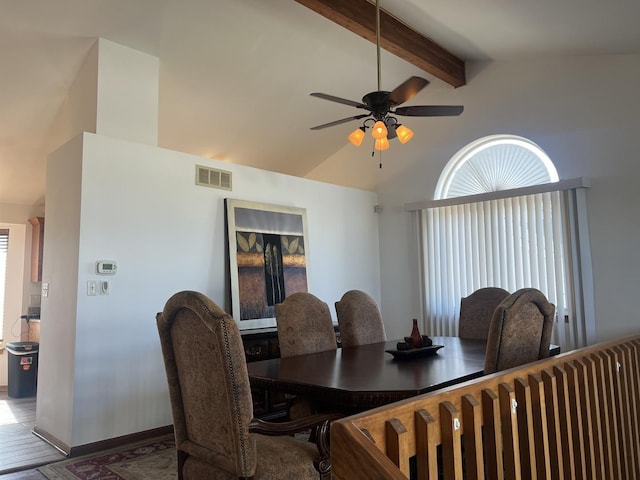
[348,127,366,147]
[371,121,388,140]
[375,137,390,151]
[396,124,414,144]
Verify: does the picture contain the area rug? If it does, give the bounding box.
[38,434,177,480]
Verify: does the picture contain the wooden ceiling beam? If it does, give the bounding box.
[294,0,466,88]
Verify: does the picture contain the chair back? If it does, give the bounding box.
[335,290,386,347]
[458,287,510,339]
[275,292,337,358]
[156,291,257,478]
[484,288,555,374]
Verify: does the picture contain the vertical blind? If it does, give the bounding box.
[0,229,8,342]
[418,190,591,352]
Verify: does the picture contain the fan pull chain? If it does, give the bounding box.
[376,0,381,91]
[376,0,383,169]
[371,144,383,168]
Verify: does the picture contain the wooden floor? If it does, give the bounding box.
[0,392,65,479]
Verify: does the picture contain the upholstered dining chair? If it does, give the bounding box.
[156,290,341,480]
[335,290,387,348]
[458,287,510,340]
[275,292,337,358]
[484,288,555,375]
[275,292,337,418]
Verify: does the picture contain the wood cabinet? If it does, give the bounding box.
[28,217,44,282]
[20,319,40,343]
[241,326,340,362]
[242,328,282,362]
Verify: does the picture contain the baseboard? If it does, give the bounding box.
[33,425,174,458]
[32,427,70,456]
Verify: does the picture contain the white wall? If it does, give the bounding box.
[0,204,44,225]
[37,132,380,448]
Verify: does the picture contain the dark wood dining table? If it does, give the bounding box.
[247,337,560,412]
[248,336,562,413]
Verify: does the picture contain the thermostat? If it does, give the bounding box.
[96,260,117,275]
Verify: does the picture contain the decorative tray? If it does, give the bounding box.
[385,344,444,359]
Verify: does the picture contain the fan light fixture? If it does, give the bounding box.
[395,124,414,144]
[348,127,366,147]
[308,0,463,154]
[371,121,388,140]
[347,0,413,152]
[349,116,414,150]
[375,137,390,151]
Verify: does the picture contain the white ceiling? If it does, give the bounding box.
[2,0,640,206]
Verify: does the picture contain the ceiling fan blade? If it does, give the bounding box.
[394,105,464,117]
[387,77,430,106]
[310,92,368,109]
[310,114,371,130]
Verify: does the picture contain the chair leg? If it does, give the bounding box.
[313,420,332,479]
[177,449,187,480]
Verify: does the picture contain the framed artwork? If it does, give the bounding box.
[225,199,310,329]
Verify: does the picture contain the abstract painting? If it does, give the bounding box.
[225,199,309,329]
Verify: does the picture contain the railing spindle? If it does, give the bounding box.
[461,394,484,480]
[440,402,463,480]
[482,389,503,480]
[514,378,536,480]
[415,409,439,480]
[573,358,598,479]
[565,362,587,478]
[385,418,410,476]
[527,373,552,479]
[498,384,521,479]
[541,368,565,480]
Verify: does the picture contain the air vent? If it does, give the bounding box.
[196,165,232,191]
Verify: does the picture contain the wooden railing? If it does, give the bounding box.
[331,335,640,479]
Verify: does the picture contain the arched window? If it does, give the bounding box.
[435,134,558,199]
[410,135,594,351]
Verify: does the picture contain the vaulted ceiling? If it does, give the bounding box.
[293,0,465,87]
[2,0,640,207]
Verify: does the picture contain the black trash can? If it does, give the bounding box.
[6,342,39,398]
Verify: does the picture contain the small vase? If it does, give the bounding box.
[408,318,423,349]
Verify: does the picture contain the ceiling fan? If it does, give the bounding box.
[309,0,463,151]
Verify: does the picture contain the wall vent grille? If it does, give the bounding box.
[196,165,232,190]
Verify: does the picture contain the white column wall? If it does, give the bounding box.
[36,135,84,448]
[95,39,159,145]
